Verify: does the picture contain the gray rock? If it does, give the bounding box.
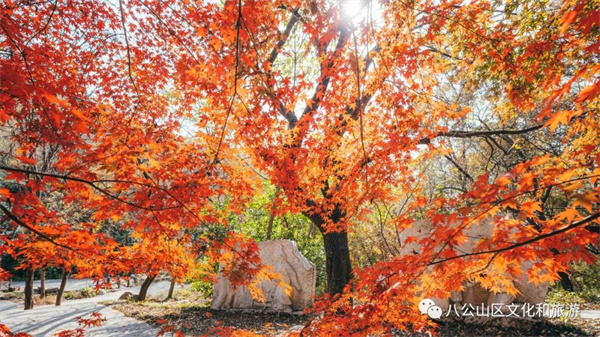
[398,217,549,309]
[119,291,134,300]
[212,239,316,312]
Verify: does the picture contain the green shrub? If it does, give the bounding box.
[546,288,585,305]
[548,257,600,305]
[570,259,600,303]
[79,286,96,298]
[190,279,214,297]
[0,291,24,302]
[225,184,327,296]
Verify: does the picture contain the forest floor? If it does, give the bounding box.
[105,289,306,336]
[108,290,600,337]
[407,317,600,337]
[3,281,600,336]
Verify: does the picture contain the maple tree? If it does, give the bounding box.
[0,261,9,284]
[0,0,599,335]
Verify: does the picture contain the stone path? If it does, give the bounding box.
[2,280,599,336]
[579,310,600,319]
[7,278,103,293]
[0,280,182,337]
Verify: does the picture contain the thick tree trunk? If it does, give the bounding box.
[24,268,34,310]
[39,268,46,299]
[166,280,175,300]
[305,204,353,296]
[137,275,156,301]
[322,231,352,295]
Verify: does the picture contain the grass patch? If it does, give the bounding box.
[0,292,58,305]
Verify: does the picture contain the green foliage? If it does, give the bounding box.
[79,286,96,298]
[0,291,24,301]
[546,288,586,305]
[190,278,214,297]
[64,287,95,300]
[548,258,600,305]
[41,267,62,280]
[229,184,327,296]
[570,259,600,303]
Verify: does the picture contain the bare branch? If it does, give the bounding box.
[419,124,544,144]
[119,0,143,117]
[267,12,298,66]
[444,154,474,181]
[213,0,243,163]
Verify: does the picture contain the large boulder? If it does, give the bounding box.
[118,291,135,300]
[398,217,549,312]
[212,239,316,312]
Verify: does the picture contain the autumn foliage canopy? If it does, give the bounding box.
[0,0,599,335]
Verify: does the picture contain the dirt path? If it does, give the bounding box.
[0,280,182,337]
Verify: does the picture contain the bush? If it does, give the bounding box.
[0,291,24,302]
[546,288,585,305]
[190,279,214,297]
[65,287,95,299]
[79,286,96,298]
[548,257,600,305]
[570,259,600,303]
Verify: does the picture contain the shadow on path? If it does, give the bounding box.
[0,281,181,337]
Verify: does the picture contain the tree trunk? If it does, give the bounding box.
[24,268,34,310]
[137,275,156,301]
[56,270,69,306]
[322,231,352,295]
[559,271,574,291]
[39,268,46,299]
[266,212,276,240]
[266,186,280,240]
[549,248,574,291]
[166,280,175,300]
[304,204,353,296]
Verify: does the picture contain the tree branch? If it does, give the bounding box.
[0,203,74,252]
[0,165,186,213]
[444,154,474,181]
[419,124,544,144]
[119,0,143,117]
[213,0,243,163]
[429,212,600,266]
[292,24,350,130]
[267,12,298,66]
